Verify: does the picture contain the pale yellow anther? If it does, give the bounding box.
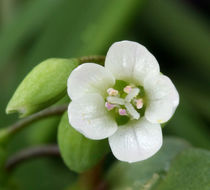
[107,88,118,96]
[123,85,132,94]
[136,98,143,109]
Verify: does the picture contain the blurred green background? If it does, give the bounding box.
[0,0,209,189]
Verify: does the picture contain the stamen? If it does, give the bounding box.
[105,102,115,111]
[107,96,125,105]
[107,88,118,96]
[118,109,127,116]
[106,83,144,122]
[125,88,140,102]
[123,85,132,93]
[125,102,140,120]
[135,98,143,109]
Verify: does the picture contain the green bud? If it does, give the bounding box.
[58,112,109,173]
[6,58,79,117]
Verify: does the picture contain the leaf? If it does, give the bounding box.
[165,99,210,149]
[6,58,79,117]
[106,137,191,190]
[58,112,109,173]
[11,158,76,190]
[156,148,210,190]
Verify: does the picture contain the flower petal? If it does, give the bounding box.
[68,94,117,140]
[105,41,159,84]
[67,63,115,100]
[145,99,176,124]
[108,117,162,163]
[144,74,179,102]
[144,74,179,123]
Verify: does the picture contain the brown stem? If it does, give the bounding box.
[5,104,68,137]
[5,145,60,171]
[78,159,108,190]
[79,55,105,65]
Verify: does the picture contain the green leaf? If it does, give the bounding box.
[156,148,210,190]
[165,99,210,149]
[11,158,76,190]
[58,112,109,173]
[6,58,79,117]
[106,137,191,190]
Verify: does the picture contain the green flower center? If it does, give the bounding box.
[105,80,146,125]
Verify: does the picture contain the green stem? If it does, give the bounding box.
[79,55,105,65]
[0,104,68,144]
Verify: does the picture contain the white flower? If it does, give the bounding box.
[67,41,179,163]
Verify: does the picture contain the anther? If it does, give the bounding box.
[123,85,132,94]
[135,98,143,109]
[105,102,115,111]
[119,109,127,116]
[107,88,118,96]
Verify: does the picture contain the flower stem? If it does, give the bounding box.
[79,55,105,65]
[0,104,68,144]
[5,145,60,171]
[76,159,108,190]
[5,145,108,189]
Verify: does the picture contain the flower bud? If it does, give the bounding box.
[6,58,79,117]
[58,112,109,173]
